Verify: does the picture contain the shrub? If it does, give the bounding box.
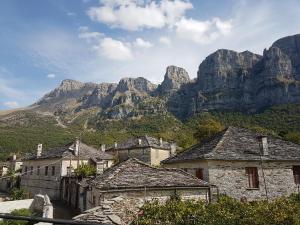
[10,188,26,200]
[135,195,300,225]
[74,164,96,179]
[0,208,33,225]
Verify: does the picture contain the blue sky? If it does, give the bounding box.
[0,0,300,109]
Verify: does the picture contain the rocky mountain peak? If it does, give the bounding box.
[271,34,300,79]
[197,49,262,91]
[117,77,157,93]
[156,65,190,96]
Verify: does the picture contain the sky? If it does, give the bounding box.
[0,0,300,110]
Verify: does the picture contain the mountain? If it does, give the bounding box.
[28,34,300,121]
[0,34,300,158]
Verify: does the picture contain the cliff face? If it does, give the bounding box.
[166,34,300,119]
[33,34,300,121]
[155,65,190,96]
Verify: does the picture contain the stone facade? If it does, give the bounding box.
[87,188,209,210]
[20,158,94,200]
[105,136,176,166]
[164,159,300,201]
[111,147,171,166]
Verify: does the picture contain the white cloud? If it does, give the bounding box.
[87,0,192,31]
[4,101,19,108]
[134,38,153,48]
[78,26,104,43]
[159,36,172,46]
[47,73,56,79]
[175,17,233,44]
[95,37,133,61]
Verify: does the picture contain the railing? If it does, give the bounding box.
[0,214,110,225]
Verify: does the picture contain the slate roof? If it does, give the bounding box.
[105,135,173,151]
[24,142,113,161]
[90,158,209,190]
[163,126,300,164]
[73,196,141,225]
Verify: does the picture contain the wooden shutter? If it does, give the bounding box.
[246,167,259,188]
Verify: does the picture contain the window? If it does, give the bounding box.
[52,166,55,176]
[37,166,40,175]
[24,166,28,175]
[293,166,300,184]
[45,166,48,176]
[195,168,204,180]
[92,196,96,206]
[30,166,33,175]
[246,167,259,188]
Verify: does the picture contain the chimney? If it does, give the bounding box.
[114,142,118,149]
[12,154,17,161]
[138,138,142,146]
[159,138,163,146]
[37,144,42,158]
[170,142,177,156]
[101,144,106,152]
[260,136,269,156]
[74,138,79,156]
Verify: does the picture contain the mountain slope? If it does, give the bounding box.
[0,34,300,159]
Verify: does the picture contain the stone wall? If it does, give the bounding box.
[111,147,171,166]
[86,187,209,210]
[208,160,300,201]
[150,148,171,166]
[164,159,300,201]
[21,159,62,200]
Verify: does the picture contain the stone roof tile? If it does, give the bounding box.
[91,158,209,189]
[163,126,300,163]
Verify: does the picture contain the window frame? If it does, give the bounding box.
[245,167,259,189]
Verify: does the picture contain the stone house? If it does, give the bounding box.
[21,139,114,200]
[162,126,300,201]
[0,154,23,192]
[74,158,211,224]
[104,136,176,166]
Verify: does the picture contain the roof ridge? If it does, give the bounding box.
[209,127,230,153]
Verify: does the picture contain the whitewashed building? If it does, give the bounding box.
[21,139,114,200]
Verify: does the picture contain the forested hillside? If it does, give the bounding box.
[0,104,299,160]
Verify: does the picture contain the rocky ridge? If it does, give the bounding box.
[31,34,300,121]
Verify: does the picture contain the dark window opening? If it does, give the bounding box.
[30,166,33,175]
[37,166,40,175]
[195,168,204,180]
[293,166,300,185]
[246,167,259,188]
[45,166,48,176]
[52,166,55,176]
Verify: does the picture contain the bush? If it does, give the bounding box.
[135,195,300,225]
[74,164,96,179]
[0,208,33,225]
[10,188,26,200]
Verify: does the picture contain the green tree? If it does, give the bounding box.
[285,132,300,144]
[74,164,96,179]
[194,118,224,142]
